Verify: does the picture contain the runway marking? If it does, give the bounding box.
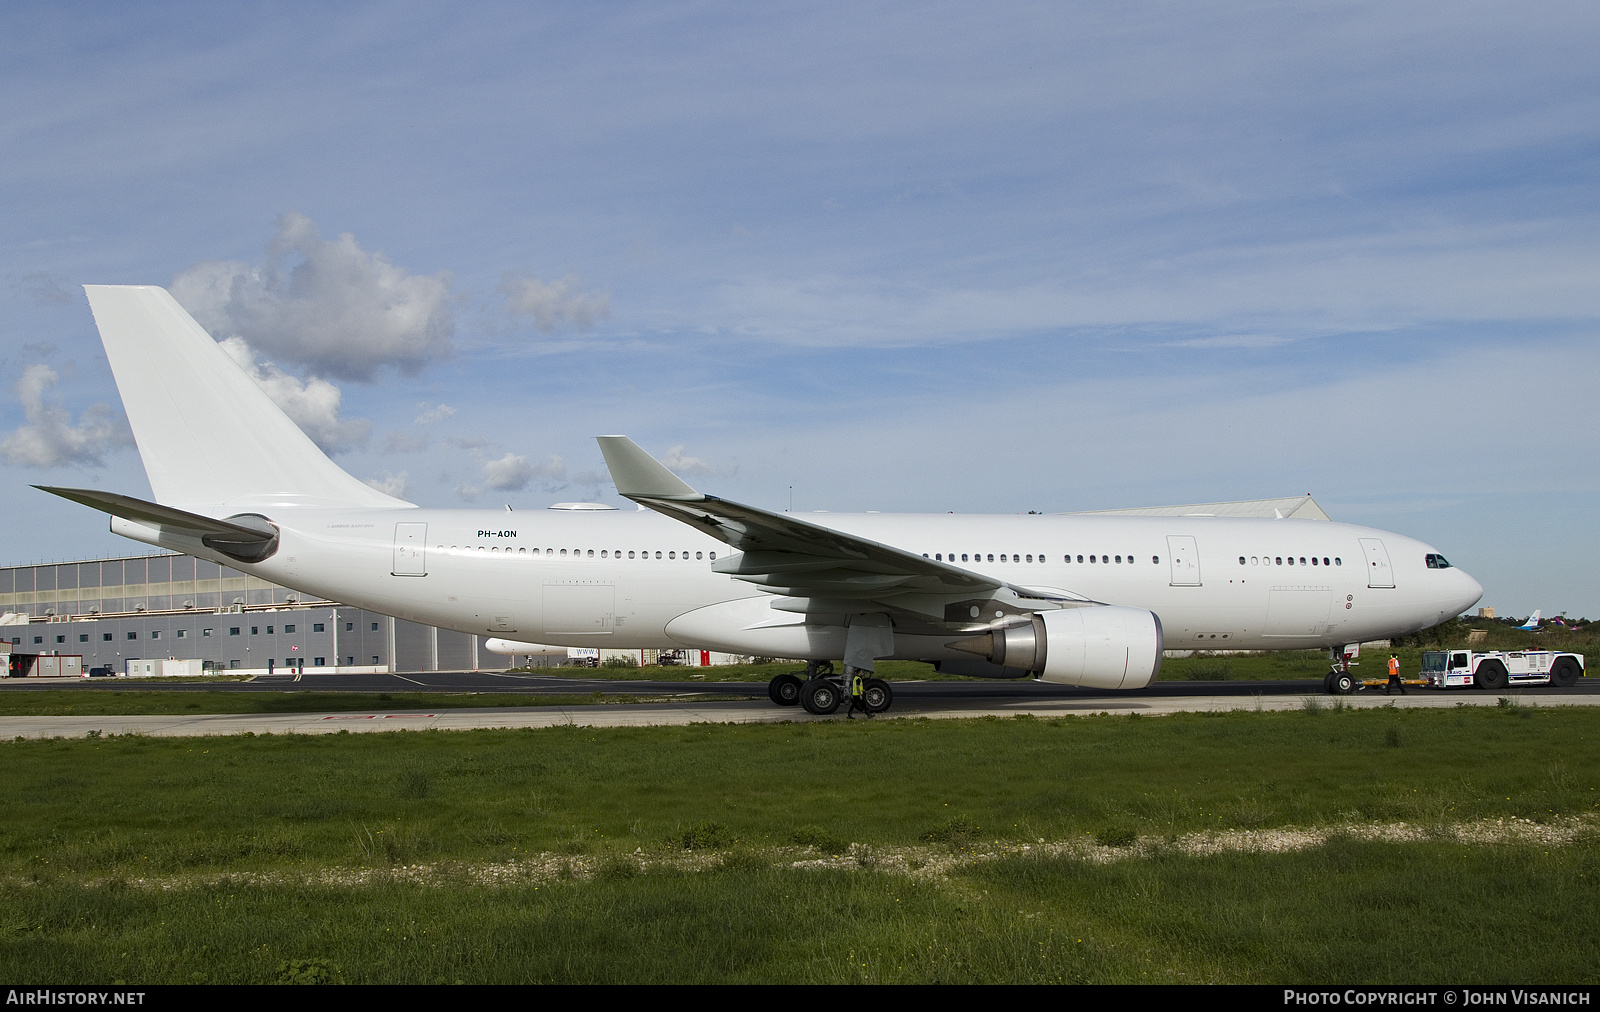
[391,674,429,686]
[382,713,436,718]
[322,714,376,720]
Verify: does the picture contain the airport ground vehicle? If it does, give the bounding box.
[1420,649,1585,690]
[1323,648,1586,694]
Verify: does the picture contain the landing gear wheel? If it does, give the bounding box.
[769,673,803,706]
[1323,670,1338,695]
[862,677,893,714]
[1477,661,1508,690]
[1551,658,1581,689]
[800,679,842,715]
[1331,671,1356,695]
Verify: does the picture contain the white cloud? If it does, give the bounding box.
[454,483,480,502]
[171,211,455,382]
[661,444,712,475]
[0,365,132,468]
[483,452,566,491]
[364,471,409,499]
[414,402,455,425]
[498,272,610,333]
[218,337,371,454]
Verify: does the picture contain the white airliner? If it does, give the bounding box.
[39,286,1483,714]
[1518,611,1542,631]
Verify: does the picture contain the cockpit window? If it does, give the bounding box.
[1425,553,1452,569]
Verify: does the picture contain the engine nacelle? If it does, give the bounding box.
[949,606,1163,690]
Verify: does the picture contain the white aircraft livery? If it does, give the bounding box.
[40,285,1484,715]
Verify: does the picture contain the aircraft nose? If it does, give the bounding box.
[1456,569,1484,616]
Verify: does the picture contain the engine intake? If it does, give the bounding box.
[948,606,1163,689]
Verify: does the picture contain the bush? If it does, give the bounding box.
[601,655,638,668]
[682,821,731,850]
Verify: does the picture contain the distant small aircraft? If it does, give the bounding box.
[1517,610,1542,631]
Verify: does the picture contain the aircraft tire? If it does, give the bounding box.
[1550,658,1581,689]
[1323,671,1337,695]
[1331,671,1356,695]
[862,677,893,714]
[800,678,842,715]
[769,673,804,706]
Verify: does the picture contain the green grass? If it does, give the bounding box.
[7,842,1597,984]
[4,707,1599,983]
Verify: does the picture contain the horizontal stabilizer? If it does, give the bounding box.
[35,486,279,562]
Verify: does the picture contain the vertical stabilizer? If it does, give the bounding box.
[83,285,410,512]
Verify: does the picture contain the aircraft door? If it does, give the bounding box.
[392,523,427,577]
[1358,538,1394,588]
[1166,536,1201,586]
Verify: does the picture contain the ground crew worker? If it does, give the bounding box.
[846,670,871,719]
[1386,653,1406,695]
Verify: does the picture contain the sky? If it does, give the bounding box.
[2,1,1597,618]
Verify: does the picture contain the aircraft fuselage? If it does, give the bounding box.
[160,506,1482,660]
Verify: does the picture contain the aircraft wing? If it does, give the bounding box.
[596,436,1086,626]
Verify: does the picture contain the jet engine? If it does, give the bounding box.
[949,606,1163,690]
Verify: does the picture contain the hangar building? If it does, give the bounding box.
[1,551,483,676]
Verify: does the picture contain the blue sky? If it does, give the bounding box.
[3,2,1597,617]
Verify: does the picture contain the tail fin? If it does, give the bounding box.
[83,285,409,512]
[1519,610,1541,630]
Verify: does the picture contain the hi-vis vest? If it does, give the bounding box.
[1388,657,1400,677]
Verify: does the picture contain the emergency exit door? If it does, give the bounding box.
[1167,536,1201,586]
[393,523,428,576]
[1359,538,1394,588]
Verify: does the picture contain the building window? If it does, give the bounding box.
[127,632,137,640]
[266,626,274,634]
[372,656,380,665]
[203,628,213,637]
[177,629,187,638]
[103,633,113,641]
[251,626,258,635]
[370,622,379,631]
[346,622,354,631]
[230,627,240,636]
[314,657,325,666]
[313,623,324,633]
[284,624,295,634]
[346,656,354,665]
[56,635,65,644]
[33,636,43,644]
[78,634,88,643]
[151,630,160,640]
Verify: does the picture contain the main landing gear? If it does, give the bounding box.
[768,661,893,717]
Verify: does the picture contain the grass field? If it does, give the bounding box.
[3,704,1599,983]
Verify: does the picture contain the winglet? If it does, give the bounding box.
[595,436,704,501]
